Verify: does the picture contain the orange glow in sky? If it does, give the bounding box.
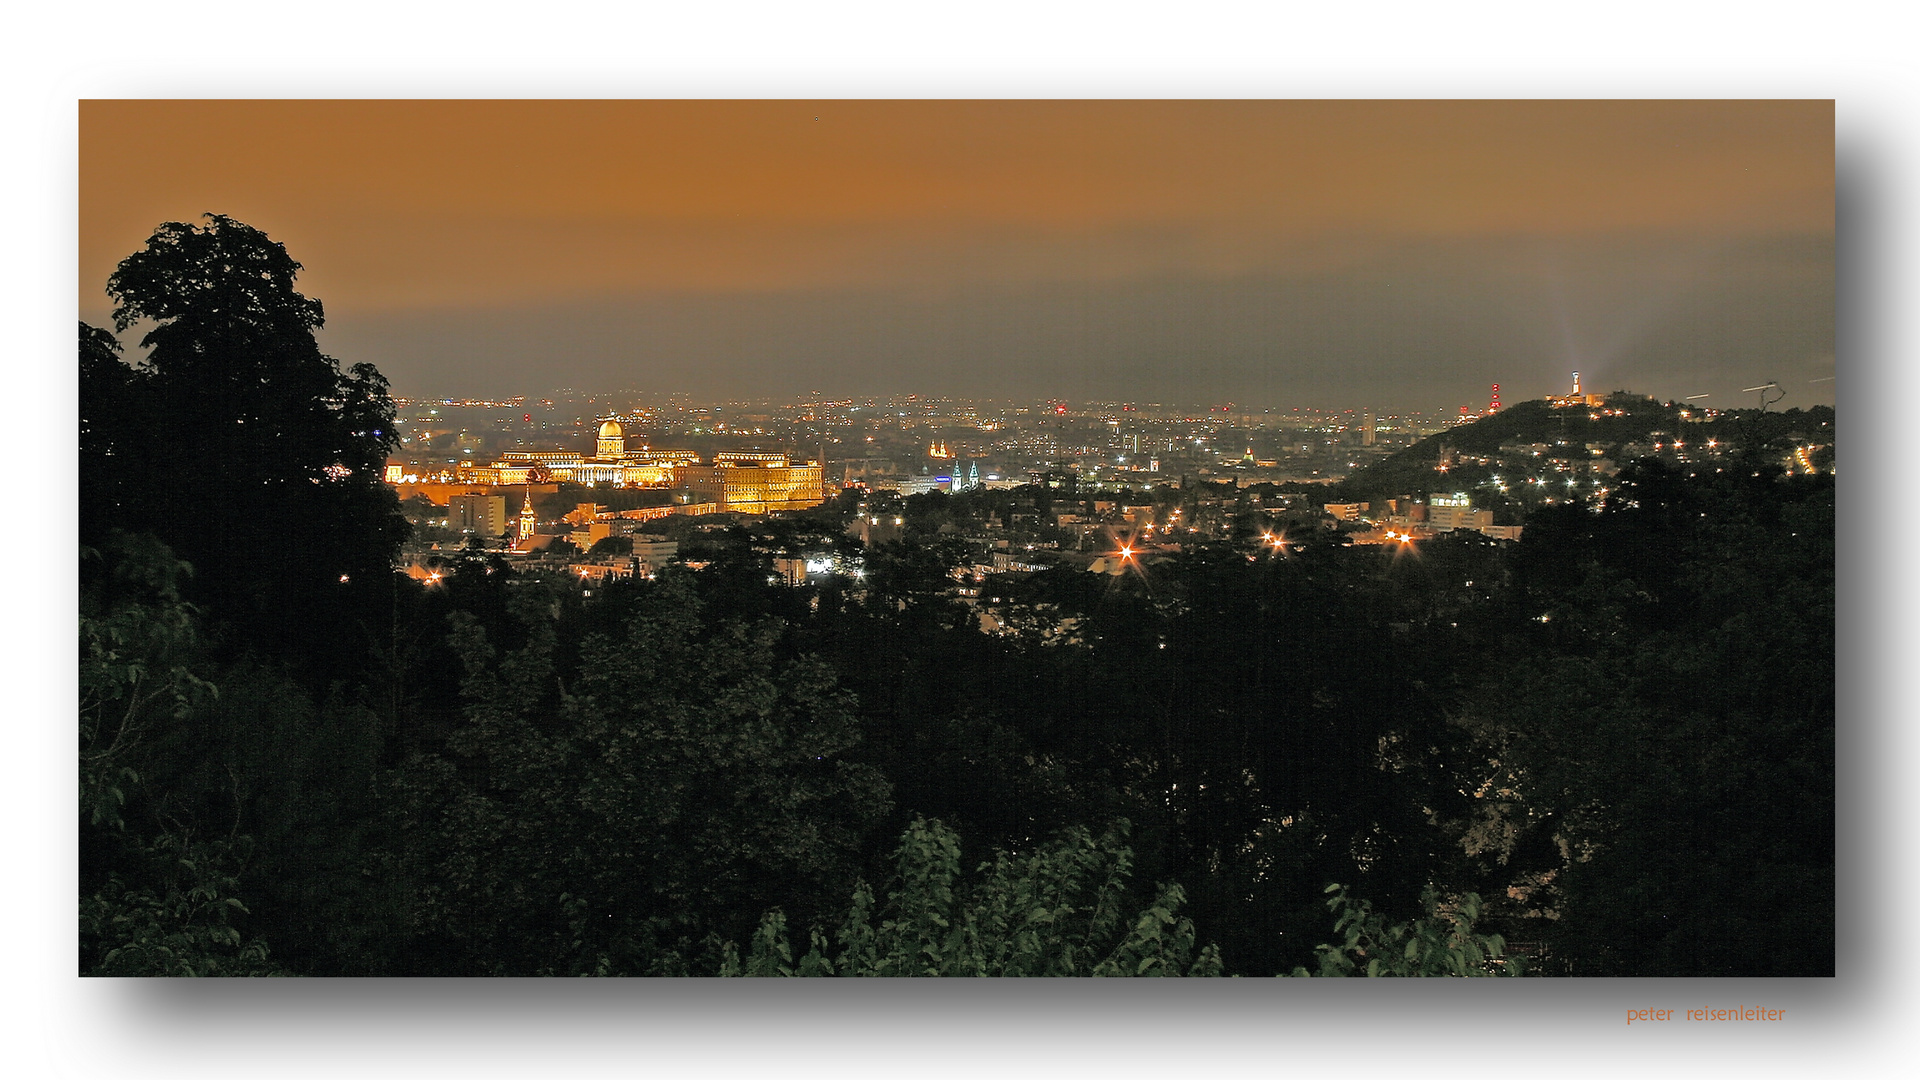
[78,100,1833,406]
[81,100,1831,311]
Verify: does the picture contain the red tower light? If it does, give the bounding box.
[1489,384,1500,413]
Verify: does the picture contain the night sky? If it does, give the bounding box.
[79,100,1833,412]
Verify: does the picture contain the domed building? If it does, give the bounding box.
[596,419,626,460]
[492,416,696,486]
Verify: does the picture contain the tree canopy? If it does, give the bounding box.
[82,214,407,680]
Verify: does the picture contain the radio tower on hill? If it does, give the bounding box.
[1489,383,1501,414]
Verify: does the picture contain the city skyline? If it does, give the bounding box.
[80,100,1833,413]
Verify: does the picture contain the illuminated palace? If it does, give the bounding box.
[494,419,698,484]
[386,419,694,486]
[386,418,826,515]
[677,452,826,514]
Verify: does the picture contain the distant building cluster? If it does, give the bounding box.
[390,418,828,587]
[386,382,1830,635]
[389,419,702,486]
[387,418,828,517]
[1341,495,1524,545]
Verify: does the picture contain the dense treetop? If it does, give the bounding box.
[82,214,407,681]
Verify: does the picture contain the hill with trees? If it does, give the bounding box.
[1334,393,1834,508]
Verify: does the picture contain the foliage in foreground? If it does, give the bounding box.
[80,533,215,832]
[80,833,287,977]
[79,535,292,976]
[381,571,893,974]
[1287,884,1523,977]
[720,817,1223,977]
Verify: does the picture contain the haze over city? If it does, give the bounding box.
[79,100,1833,413]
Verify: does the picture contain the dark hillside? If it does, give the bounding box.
[1334,394,1832,504]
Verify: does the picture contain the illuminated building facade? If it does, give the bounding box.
[495,447,696,486]
[569,521,612,549]
[678,453,826,514]
[1550,371,1606,408]
[1427,493,1494,532]
[569,562,633,586]
[448,493,508,537]
[630,538,680,577]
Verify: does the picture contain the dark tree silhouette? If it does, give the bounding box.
[79,322,143,544]
[82,215,407,679]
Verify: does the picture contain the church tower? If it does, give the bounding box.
[518,488,537,543]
